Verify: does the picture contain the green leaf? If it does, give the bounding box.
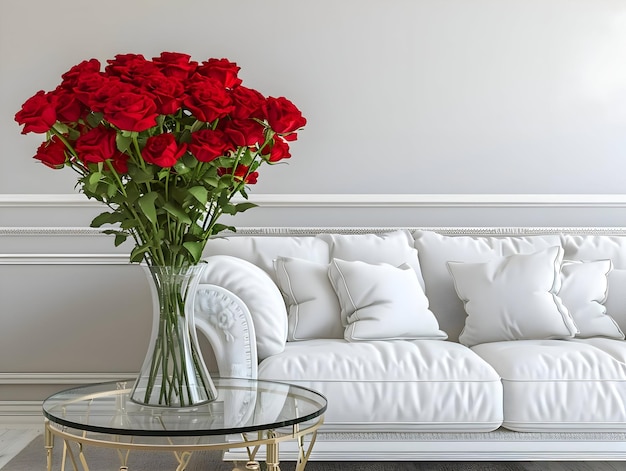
[137,192,159,224]
[120,218,139,229]
[114,233,128,247]
[211,223,235,236]
[86,112,103,128]
[128,164,154,184]
[235,202,257,213]
[102,230,128,247]
[130,245,150,263]
[182,241,203,264]
[174,160,191,175]
[220,203,237,215]
[163,202,192,225]
[106,182,118,198]
[116,134,133,153]
[88,172,102,186]
[188,186,208,205]
[90,212,115,228]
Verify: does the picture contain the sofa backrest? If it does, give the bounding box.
[203,227,626,344]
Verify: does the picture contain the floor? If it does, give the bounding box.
[3,428,626,470]
[0,429,41,469]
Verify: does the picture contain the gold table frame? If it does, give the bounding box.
[43,379,326,471]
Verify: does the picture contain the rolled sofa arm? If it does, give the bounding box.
[191,283,259,379]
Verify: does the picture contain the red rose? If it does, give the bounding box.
[142,133,187,167]
[264,96,306,140]
[33,136,67,168]
[15,90,57,134]
[75,126,118,164]
[189,129,233,163]
[88,79,134,113]
[263,136,291,162]
[105,54,160,86]
[142,73,185,115]
[152,52,198,80]
[183,77,233,123]
[222,119,266,147]
[218,164,258,184]
[73,72,109,106]
[102,91,158,132]
[51,87,85,123]
[230,86,266,120]
[60,59,101,90]
[196,58,242,89]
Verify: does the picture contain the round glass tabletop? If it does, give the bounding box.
[43,377,327,437]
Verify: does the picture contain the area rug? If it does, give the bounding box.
[0,434,595,471]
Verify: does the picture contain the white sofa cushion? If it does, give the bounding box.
[258,339,503,431]
[559,260,624,339]
[413,230,562,342]
[605,268,626,334]
[204,235,330,284]
[317,230,425,289]
[328,259,447,341]
[447,247,578,347]
[273,256,344,341]
[199,255,287,360]
[472,339,626,432]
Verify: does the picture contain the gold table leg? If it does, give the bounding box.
[45,421,54,471]
[265,430,280,471]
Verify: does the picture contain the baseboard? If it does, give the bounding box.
[225,431,626,461]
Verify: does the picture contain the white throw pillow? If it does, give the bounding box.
[559,260,624,340]
[200,255,288,360]
[273,256,344,341]
[317,230,425,289]
[327,258,447,342]
[447,246,578,347]
[413,230,562,342]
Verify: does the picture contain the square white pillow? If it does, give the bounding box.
[559,259,624,340]
[447,246,578,347]
[273,256,344,341]
[317,230,425,289]
[413,230,562,342]
[327,258,447,342]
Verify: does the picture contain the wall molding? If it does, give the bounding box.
[0,372,130,385]
[3,193,626,209]
[0,253,129,265]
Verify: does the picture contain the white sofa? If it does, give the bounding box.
[192,227,626,461]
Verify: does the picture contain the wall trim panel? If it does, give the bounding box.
[0,373,130,385]
[3,193,626,209]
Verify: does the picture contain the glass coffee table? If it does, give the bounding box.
[42,377,327,471]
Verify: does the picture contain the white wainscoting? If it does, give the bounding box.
[2,193,626,426]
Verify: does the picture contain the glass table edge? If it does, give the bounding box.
[42,377,328,437]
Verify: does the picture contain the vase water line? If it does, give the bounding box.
[130,264,218,407]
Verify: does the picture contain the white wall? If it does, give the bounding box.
[3,0,626,196]
[3,0,626,425]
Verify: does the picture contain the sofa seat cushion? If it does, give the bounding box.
[472,340,626,432]
[258,339,503,431]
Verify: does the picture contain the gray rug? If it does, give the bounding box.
[3,434,623,471]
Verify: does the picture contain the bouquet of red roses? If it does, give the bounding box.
[15,51,306,267]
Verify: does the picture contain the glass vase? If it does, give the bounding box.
[130,264,218,407]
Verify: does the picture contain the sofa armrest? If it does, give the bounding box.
[191,283,258,379]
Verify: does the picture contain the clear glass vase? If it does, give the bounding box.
[130,264,218,407]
